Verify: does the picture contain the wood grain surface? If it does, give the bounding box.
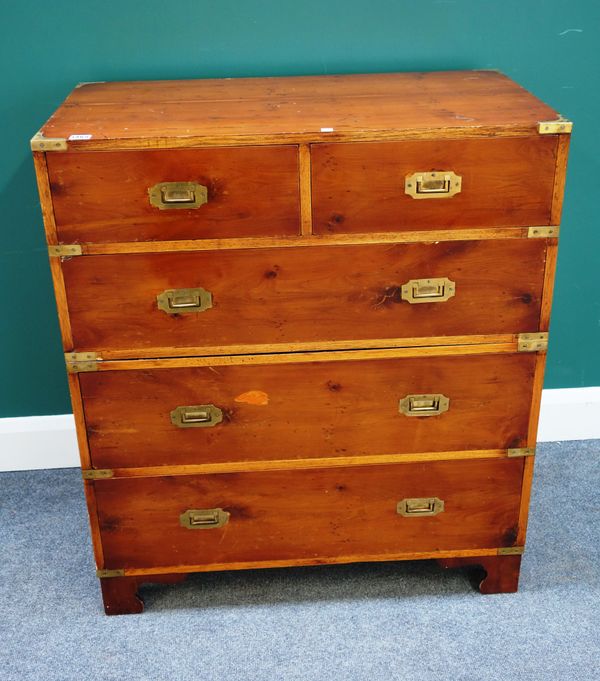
[80,351,536,468]
[39,71,558,149]
[312,136,558,232]
[47,146,300,242]
[94,458,524,569]
[61,240,547,355]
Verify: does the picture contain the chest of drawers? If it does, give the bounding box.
[32,71,571,615]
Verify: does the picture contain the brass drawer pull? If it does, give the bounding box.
[405,171,462,199]
[157,287,213,314]
[170,404,223,428]
[401,277,455,304]
[180,508,230,529]
[148,182,208,209]
[397,497,445,517]
[399,394,449,417]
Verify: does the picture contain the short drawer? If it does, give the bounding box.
[62,239,547,356]
[46,146,300,242]
[95,458,524,570]
[311,136,558,233]
[81,350,536,468]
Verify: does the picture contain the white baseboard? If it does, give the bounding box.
[0,414,79,471]
[0,387,598,473]
[537,387,600,443]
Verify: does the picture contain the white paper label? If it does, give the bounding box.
[320,127,334,132]
[68,134,92,140]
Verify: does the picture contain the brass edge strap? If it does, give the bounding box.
[538,117,573,135]
[498,546,525,556]
[507,447,536,458]
[48,244,83,257]
[517,333,549,352]
[527,226,560,239]
[31,131,68,151]
[96,569,125,578]
[82,469,114,480]
[65,352,101,373]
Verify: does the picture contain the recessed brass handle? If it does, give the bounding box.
[405,171,462,199]
[180,508,230,529]
[171,404,223,428]
[399,394,449,417]
[148,182,208,209]
[397,497,445,517]
[157,287,213,314]
[401,277,455,304]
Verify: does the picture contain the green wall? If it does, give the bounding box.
[1,1,598,417]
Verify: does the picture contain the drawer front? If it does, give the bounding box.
[95,458,524,569]
[47,146,300,242]
[81,352,535,468]
[62,240,546,354]
[311,137,558,233]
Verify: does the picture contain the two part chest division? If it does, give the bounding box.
[32,71,571,614]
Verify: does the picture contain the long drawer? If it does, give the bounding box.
[61,239,547,355]
[95,458,524,570]
[46,146,301,242]
[81,350,536,468]
[311,136,558,233]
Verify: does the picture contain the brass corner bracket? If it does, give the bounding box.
[96,569,125,578]
[65,352,101,373]
[498,546,525,556]
[528,226,560,239]
[538,116,573,135]
[517,332,548,352]
[31,131,67,152]
[48,244,83,257]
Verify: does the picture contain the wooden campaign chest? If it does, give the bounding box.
[31,71,571,615]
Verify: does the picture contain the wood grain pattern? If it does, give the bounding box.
[79,352,536,468]
[95,449,511,479]
[550,134,572,225]
[32,152,74,349]
[88,342,521,372]
[100,573,187,615]
[32,152,59,244]
[40,71,558,150]
[539,239,559,332]
[517,351,548,546]
[47,146,300,242]
[94,458,524,570]
[438,554,521,593]
[92,335,516,361]
[61,240,547,356]
[312,137,558,233]
[299,143,313,235]
[104,548,502,577]
[67,371,105,566]
[100,577,144,615]
[75,227,528,255]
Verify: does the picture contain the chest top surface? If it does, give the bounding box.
[36,70,559,150]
